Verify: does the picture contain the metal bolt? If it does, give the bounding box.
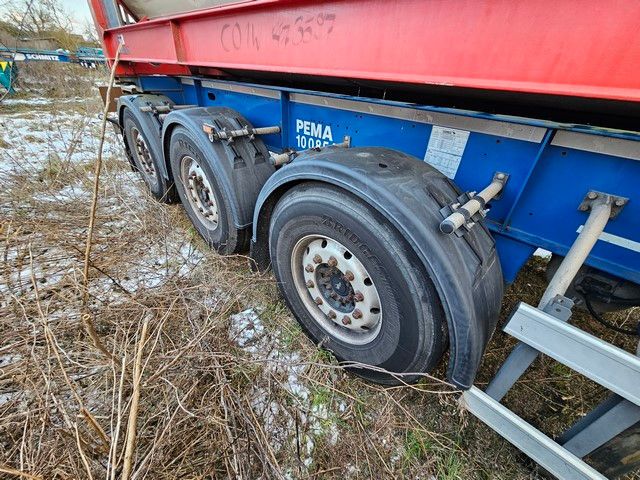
[306,280,315,288]
[496,173,506,180]
[313,254,323,264]
[341,316,351,325]
[327,256,337,267]
[579,205,589,211]
[328,310,337,319]
[352,309,363,319]
[343,271,354,282]
[615,198,626,207]
[315,297,323,305]
[587,191,598,200]
[330,292,338,300]
[354,291,364,302]
[305,264,315,273]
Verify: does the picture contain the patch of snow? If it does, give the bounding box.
[229,308,345,469]
[534,248,552,259]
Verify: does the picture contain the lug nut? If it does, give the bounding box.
[313,254,323,264]
[327,256,337,267]
[315,297,323,305]
[343,271,354,282]
[354,291,364,302]
[342,316,351,325]
[328,310,337,319]
[305,264,315,273]
[306,280,314,288]
[352,308,363,319]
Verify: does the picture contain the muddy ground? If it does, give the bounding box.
[0,64,638,479]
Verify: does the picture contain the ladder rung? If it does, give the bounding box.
[504,302,640,406]
[463,387,606,480]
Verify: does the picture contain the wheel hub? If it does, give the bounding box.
[292,235,382,345]
[317,264,355,312]
[180,156,219,228]
[131,127,156,182]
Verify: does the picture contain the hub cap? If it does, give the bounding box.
[180,155,219,228]
[131,127,157,187]
[291,235,382,345]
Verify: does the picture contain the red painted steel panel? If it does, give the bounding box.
[96,0,640,102]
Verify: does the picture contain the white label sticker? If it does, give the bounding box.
[423,126,470,179]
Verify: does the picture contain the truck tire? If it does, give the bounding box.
[269,182,447,385]
[122,108,174,201]
[169,126,247,253]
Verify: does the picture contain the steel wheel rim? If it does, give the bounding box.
[131,127,158,187]
[180,155,219,228]
[291,234,382,345]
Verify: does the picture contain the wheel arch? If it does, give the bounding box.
[252,147,504,389]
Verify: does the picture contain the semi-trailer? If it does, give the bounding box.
[89,1,640,477]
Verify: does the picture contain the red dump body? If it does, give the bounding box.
[90,0,640,103]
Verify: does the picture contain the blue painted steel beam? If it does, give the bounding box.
[137,75,640,285]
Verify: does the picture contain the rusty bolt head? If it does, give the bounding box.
[327,256,338,267]
[343,271,355,282]
[354,291,364,302]
[587,191,598,200]
[615,198,626,207]
[305,264,315,273]
[328,310,337,319]
[313,254,323,264]
[315,297,323,305]
[352,308,363,319]
[306,280,314,288]
[341,316,351,325]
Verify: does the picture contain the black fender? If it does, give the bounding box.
[117,94,174,180]
[162,107,275,229]
[251,147,503,389]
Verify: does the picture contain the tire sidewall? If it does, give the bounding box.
[269,184,445,382]
[169,127,234,252]
[122,110,164,198]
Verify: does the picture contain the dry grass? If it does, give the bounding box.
[1,63,638,479]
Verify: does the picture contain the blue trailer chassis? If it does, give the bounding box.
[135,74,640,286]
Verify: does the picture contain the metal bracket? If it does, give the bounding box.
[439,171,509,236]
[202,123,281,143]
[578,190,628,219]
